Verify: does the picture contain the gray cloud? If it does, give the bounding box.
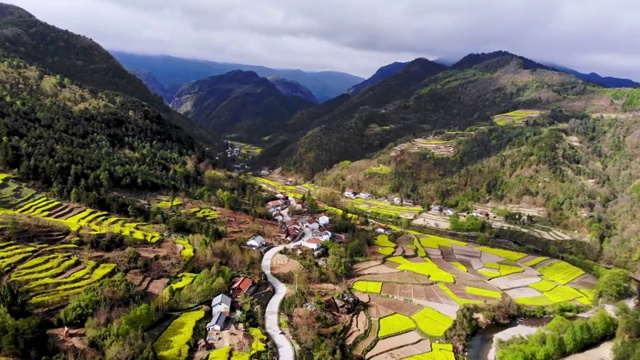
[5,0,640,79]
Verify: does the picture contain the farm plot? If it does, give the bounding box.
[28,263,116,305]
[174,238,194,260]
[492,110,543,126]
[406,343,455,360]
[438,284,484,305]
[483,263,524,277]
[386,256,455,283]
[466,287,502,299]
[374,234,396,248]
[411,308,454,337]
[153,310,205,360]
[253,177,303,199]
[476,247,527,261]
[378,313,416,338]
[352,280,383,294]
[186,207,218,220]
[157,198,183,209]
[347,199,423,218]
[537,261,585,284]
[523,256,548,267]
[416,234,468,249]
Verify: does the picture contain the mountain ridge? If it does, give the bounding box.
[112,51,364,102]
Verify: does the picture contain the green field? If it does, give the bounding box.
[406,343,455,360]
[466,287,502,299]
[492,110,543,126]
[523,256,548,267]
[529,279,558,292]
[346,198,423,218]
[377,247,395,255]
[365,166,392,175]
[351,280,383,293]
[538,261,585,284]
[416,234,468,249]
[153,310,205,360]
[438,284,484,305]
[157,198,183,209]
[374,234,396,247]
[187,207,218,220]
[484,263,524,276]
[378,313,416,338]
[209,346,232,360]
[450,262,467,272]
[174,238,194,260]
[387,256,455,283]
[476,247,527,261]
[411,308,454,337]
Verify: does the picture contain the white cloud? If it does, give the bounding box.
[5,0,640,79]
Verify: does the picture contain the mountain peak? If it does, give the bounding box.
[347,61,409,95]
[452,51,550,72]
[0,3,36,21]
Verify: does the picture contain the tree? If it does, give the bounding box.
[596,269,632,301]
[588,309,617,342]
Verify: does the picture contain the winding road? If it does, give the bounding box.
[262,245,295,360]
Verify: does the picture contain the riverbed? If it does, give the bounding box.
[467,318,552,360]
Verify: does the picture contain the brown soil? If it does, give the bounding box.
[47,328,100,358]
[354,261,383,272]
[271,254,301,274]
[56,264,86,280]
[137,240,176,258]
[147,278,169,295]
[354,292,370,303]
[126,270,145,286]
[360,272,431,284]
[358,265,402,275]
[345,312,368,345]
[353,319,379,356]
[366,331,424,359]
[369,339,432,360]
[369,296,423,317]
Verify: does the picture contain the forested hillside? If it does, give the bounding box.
[172,70,313,143]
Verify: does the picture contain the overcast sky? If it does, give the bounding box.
[6,0,640,79]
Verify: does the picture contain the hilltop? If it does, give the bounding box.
[171,70,314,143]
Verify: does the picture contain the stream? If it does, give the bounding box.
[466,317,553,360]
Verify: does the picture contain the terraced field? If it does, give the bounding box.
[0,239,116,306]
[350,229,597,358]
[0,178,161,242]
[492,110,544,126]
[186,207,219,220]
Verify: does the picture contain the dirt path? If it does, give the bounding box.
[354,319,379,356]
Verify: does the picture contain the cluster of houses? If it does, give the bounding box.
[226,143,241,158]
[430,205,491,218]
[343,189,416,206]
[205,276,256,333]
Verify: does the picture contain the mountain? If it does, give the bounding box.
[111,51,364,102]
[128,67,174,103]
[268,76,318,103]
[347,61,408,95]
[171,70,313,142]
[547,63,639,88]
[0,3,222,150]
[265,52,590,177]
[0,3,229,196]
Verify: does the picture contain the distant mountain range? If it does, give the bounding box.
[545,63,639,88]
[111,51,363,103]
[171,70,313,142]
[347,62,408,95]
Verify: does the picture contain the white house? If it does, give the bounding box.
[343,188,355,198]
[301,238,323,251]
[211,294,232,313]
[247,235,266,248]
[375,226,391,235]
[393,197,402,205]
[357,192,372,199]
[260,168,270,176]
[305,219,320,231]
[206,312,227,331]
[276,193,287,199]
[315,230,332,242]
[317,214,330,226]
[444,208,456,216]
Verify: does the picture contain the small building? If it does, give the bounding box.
[266,200,284,209]
[357,192,372,199]
[444,208,456,216]
[393,197,402,205]
[260,168,270,176]
[430,205,443,212]
[343,188,355,198]
[317,214,330,226]
[302,238,323,251]
[211,294,232,314]
[206,312,227,331]
[247,235,266,248]
[305,218,320,231]
[231,276,254,297]
[375,226,391,234]
[276,193,287,199]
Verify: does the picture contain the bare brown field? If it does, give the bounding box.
[369,296,423,317]
[345,312,368,345]
[369,339,432,360]
[366,331,424,358]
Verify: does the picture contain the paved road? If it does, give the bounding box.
[262,246,295,360]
